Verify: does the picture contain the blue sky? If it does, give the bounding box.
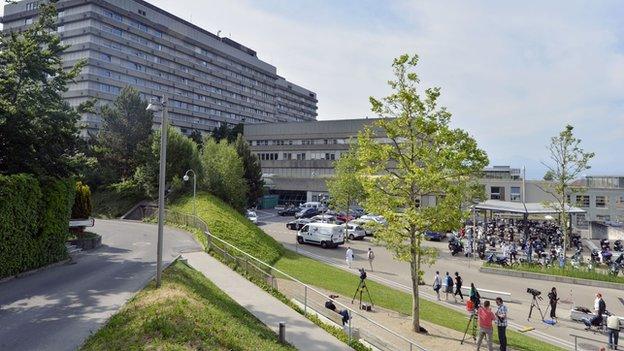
[3,1,623,179]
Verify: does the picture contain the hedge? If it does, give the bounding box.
[71,181,92,219]
[0,174,75,278]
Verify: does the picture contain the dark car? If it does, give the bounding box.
[295,208,319,219]
[424,231,444,241]
[286,218,311,230]
[278,207,300,216]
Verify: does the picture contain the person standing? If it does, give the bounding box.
[444,272,453,301]
[454,272,464,303]
[584,293,606,329]
[470,283,481,308]
[367,248,375,271]
[547,287,559,321]
[495,297,508,351]
[477,300,495,351]
[432,271,441,300]
[345,247,354,268]
[607,313,620,350]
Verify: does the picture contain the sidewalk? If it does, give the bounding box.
[183,251,353,351]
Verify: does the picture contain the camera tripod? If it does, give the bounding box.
[527,295,545,321]
[351,278,374,309]
[461,311,477,344]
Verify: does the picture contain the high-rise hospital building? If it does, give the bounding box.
[1,0,318,135]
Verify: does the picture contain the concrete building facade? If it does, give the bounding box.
[1,0,318,136]
[245,119,624,228]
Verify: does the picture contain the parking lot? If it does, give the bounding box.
[257,209,623,350]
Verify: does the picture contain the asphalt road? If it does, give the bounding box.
[258,210,624,350]
[0,220,201,351]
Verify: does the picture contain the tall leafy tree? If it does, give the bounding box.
[211,122,243,143]
[201,138,248,212]
[0,3,85,177]
[327,148,365,235]
[353,54,488,332]
[234,134,264,207]
[134,126,202,199]
[539,125,594,252]
[95,87,154,182]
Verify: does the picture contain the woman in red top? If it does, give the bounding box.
[477,300,495,351]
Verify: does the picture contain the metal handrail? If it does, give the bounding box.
[569,333,607,351]
[162,209,428,351]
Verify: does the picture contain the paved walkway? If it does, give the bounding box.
[183,251,353,351]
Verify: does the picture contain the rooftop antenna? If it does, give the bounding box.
[217,30,221,37]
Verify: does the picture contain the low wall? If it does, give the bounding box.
[479,266,624,290]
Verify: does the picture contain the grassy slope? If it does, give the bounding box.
[92,188,144,219]
[171,193,284,264]
[170,194,564,351]
[81,261,295,351]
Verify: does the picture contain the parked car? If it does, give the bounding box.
[360,214,387,225]
[246,210,258,224]
[310,214,337,223]
[424,230,444,241]
[297,223,345,248]
[295,207,319,219]
[349,219,375,236]
[287,218,311,230]
[336,212,355,223]
[350,206,366,218]
[278,206,300,216]
[345,222,367,240]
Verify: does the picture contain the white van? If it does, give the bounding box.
[297,223,345,249]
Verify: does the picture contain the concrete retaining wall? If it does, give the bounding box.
[479,266,624,290]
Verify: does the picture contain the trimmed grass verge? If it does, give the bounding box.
[80,261,295,351]
[92,188,144,219]
[170,194,565,351]
[484,262,624,285]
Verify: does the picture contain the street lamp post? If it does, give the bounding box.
[146,96,168,288]
[183,169,197,218]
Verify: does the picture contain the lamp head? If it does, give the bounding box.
[146,98,162,112]
[183,174,189,182]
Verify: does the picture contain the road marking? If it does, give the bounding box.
[290,245,575,350]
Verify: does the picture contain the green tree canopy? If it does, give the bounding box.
[0,3,85,177]
[94,87,154,182]
[353,54,489,331]
[201,138,248,212]
[134,126,202,199]
[540,125,594,251]
[234,134,264,207]
[327,148,365,212]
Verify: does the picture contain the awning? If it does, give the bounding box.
[473,200,585,215]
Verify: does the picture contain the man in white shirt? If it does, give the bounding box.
[607,314,620,350]
[345,247,354,268]
[432,271,441,300]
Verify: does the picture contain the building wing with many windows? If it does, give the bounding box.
[1,0,318,136]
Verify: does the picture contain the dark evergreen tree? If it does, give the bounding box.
[94,87,154,182]
[0,3,85,177]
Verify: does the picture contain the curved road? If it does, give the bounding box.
[259,211,624,350]
[0,220,201,351]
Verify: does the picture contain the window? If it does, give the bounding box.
[510,187,521,202]
[576,214,587,227]
[617,196,624,208]
[104,10,123,22]
[56,25,64,32]
[25,18,33,25]
[576,195,590,208]
[595,195,607,208]
[99,83,119,94]
[283,153,292,160]
[26,2,37,11]
[490,186,505,200]
[99,53,111,62]
[138,9,147,16]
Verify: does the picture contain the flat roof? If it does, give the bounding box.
[473,200,585,215]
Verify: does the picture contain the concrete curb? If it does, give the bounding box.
[479,266,624,290]
[0,258,71,285]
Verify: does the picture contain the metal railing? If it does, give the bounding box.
[152,208,428,351]
[569,333,609,351]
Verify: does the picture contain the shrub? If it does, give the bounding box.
[0,174,75,278]
[72,181,92,219]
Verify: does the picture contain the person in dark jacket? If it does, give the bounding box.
[454,272,464,303]
[547,287,559,320]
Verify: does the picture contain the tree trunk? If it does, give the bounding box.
[410,228,421,332]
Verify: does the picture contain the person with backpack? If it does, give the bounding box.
[367,248,375,271]
[432,271,441,300]
[444,272,453,301]
[454,272,464,303]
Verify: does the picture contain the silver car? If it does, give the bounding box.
[345,223,366,240]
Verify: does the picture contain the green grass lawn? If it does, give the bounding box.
[169,194,565,351]
[81,261,295,351]
[92,188,144,219]
[484,262,624,285]
[170,193,284,264]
